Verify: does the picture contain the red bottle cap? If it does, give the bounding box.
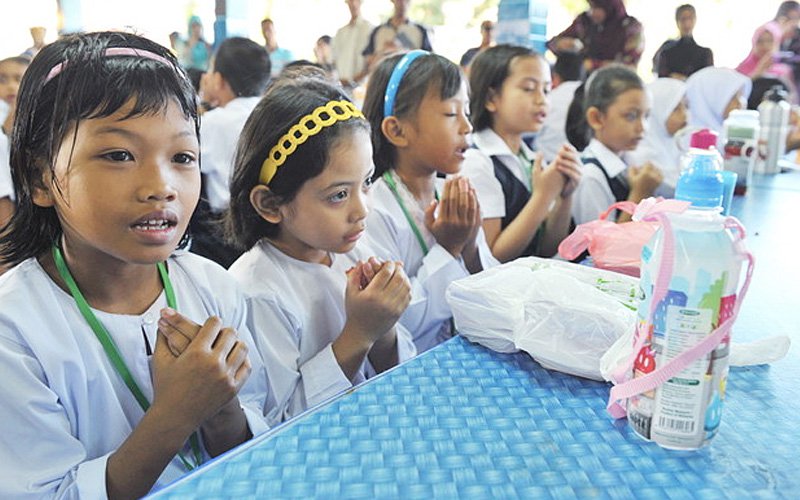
[690,129,718,150]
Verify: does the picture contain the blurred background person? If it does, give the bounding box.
[261,17,295,77]
[182,15,211,71]
[548,0,644,73]
[333,0,373,89]
[460,20,495,71]
[653,4,714,80]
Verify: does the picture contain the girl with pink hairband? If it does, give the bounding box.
[0,31,273,498]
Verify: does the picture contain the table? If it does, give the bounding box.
[151,172,800,499]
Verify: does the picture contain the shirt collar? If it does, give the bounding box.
[471,128,534,160]
[584,138,628,177]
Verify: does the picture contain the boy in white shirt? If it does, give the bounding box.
[190,37,271,267]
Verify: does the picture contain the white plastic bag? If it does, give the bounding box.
[446,257,639,381]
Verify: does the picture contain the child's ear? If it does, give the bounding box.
[381,116,409,148]
[485,87,499,113]
[249,185,283,224]
[31,168,55,208]
[585,106,604,132]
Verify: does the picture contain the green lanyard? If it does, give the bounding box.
[382,171,438,255]
[52,244,203,471]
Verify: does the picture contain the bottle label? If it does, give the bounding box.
[651,306,712,438]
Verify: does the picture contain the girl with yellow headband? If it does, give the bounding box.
[362,50,498,353]
[226,73,417,423]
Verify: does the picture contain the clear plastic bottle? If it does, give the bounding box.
[722,110,760,195]
[627,129,746,449]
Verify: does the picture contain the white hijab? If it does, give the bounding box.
[629,78,687,194]
[685,67,752,133]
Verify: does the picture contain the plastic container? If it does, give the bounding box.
[675,129,724,207]
[757,85,791,175]
[722,110,760,195]
[627,129,746,449]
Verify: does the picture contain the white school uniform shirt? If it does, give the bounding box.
[332,16,374,82]
[0,132,13,200]
[572,138,630,225]
[535,80,582,163]
[199,96,261,212]
[628,78,687,197]
[365,171,498,353]
[0,252,272,499]
[229,240,416,423]
[461,128,537,220]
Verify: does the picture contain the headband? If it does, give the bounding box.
[383,50,429,117]
[259,99,365,185]
[45,47,174,83]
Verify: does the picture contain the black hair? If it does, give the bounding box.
[565,82,589,152]
[281,59,325,75]
[362,52,463,177]
[225,75,370,249]
[776,1,800,20]
[584,65,644,114]
[213,37,271,97]
[317,35,332,45]
[569,65,643,143]
[675,4,696,20]
[748,77,790,110]
[0,31,198,267]
[553,52,585,83]
[185,67,204,92]
[468,44,541,132]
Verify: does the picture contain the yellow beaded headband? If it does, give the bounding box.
[259,99,366,185]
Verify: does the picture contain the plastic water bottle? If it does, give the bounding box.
[627,129,746,449]
[722,110,760,195]
[676,129,724,205]
[757,85,791,174]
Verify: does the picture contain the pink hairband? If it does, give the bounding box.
[45,47,174,83]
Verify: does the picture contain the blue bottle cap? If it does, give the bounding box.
[675,130,724,208]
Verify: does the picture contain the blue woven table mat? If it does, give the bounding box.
[152,335,800,499]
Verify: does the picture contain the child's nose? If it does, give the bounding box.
[139,163,178,202]
[351,190,369,221]
[459,111,473,135]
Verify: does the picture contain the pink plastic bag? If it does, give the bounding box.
[558,198,690,277]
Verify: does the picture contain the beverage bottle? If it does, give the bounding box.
[722,110,760,195]
[627,129,747,449]
[757,85,791,174]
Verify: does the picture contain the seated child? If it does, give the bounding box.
[226,74,416,422]
[361,50,498,352]
[628,78,689,197]
[686,66,752,135]
[190,37,271,268]
[462,44,582,262]
[0,32,272,498]
[571,65,663,225]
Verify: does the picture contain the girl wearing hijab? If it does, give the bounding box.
[628,78,688,197]
[737,23,793,82]
[182,15,212,71]
[685,67,752,137]
[548,0,644,72]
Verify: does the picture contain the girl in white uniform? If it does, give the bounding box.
[461,45,582,263]
[628,78,689,197]
[361,50,498,353]
[571,66,663,225]
[0,32,272,499]
[227,75,416,423]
